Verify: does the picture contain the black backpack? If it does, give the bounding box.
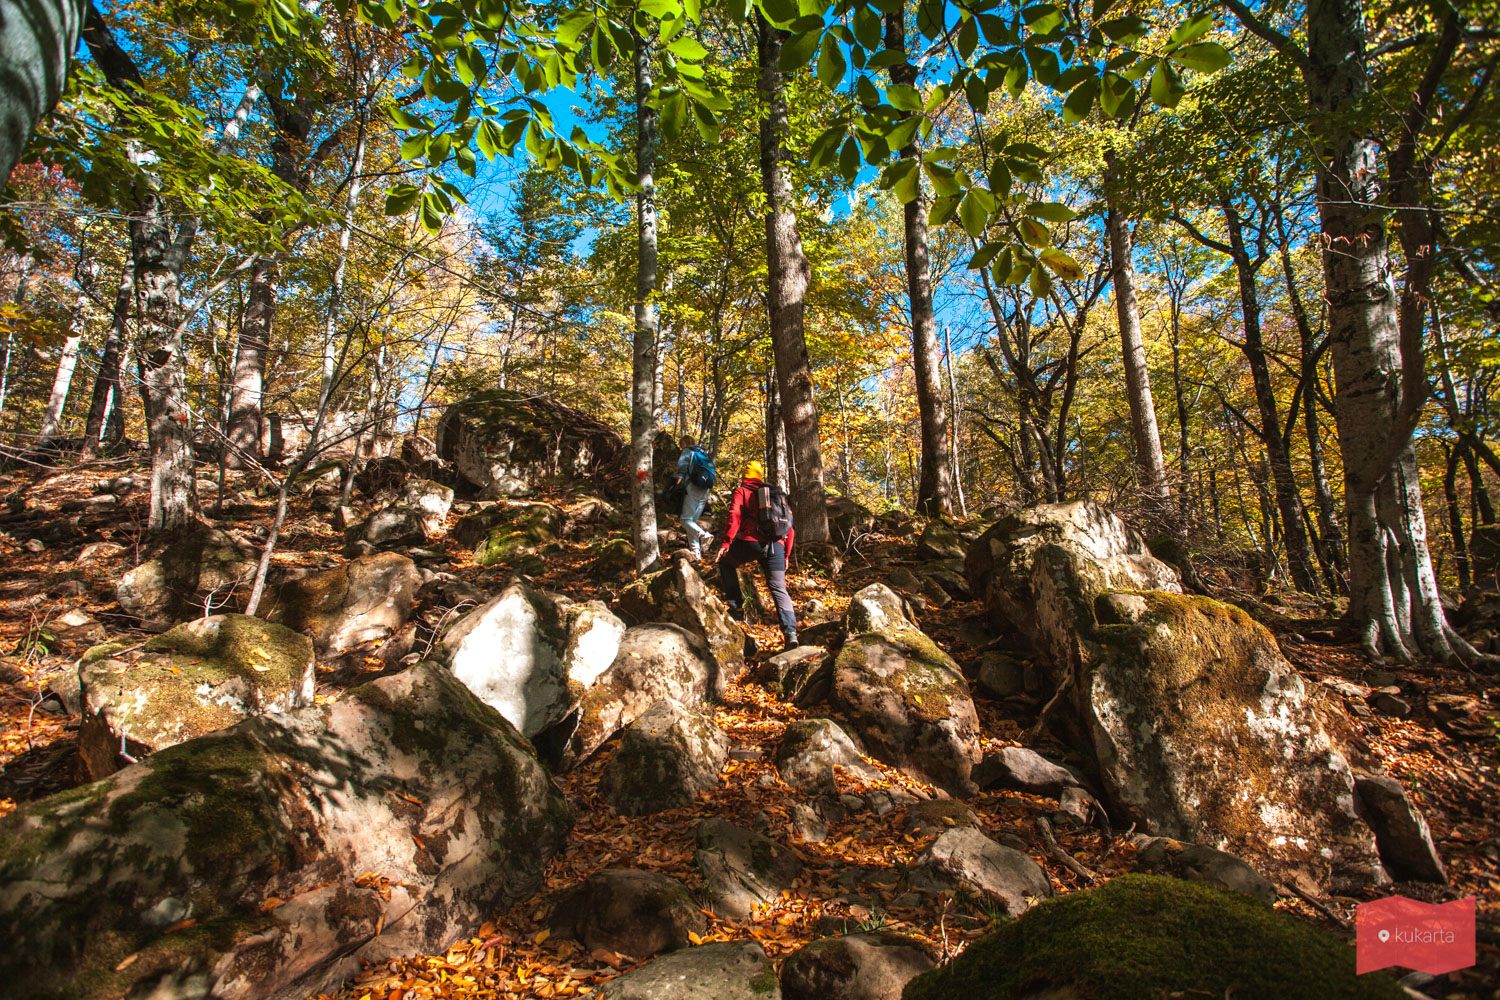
[755,484,794,541]
[688,447,716,488]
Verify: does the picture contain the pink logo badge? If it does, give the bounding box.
[1356,896,1475,976]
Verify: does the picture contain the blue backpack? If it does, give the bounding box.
[687,447,716,488]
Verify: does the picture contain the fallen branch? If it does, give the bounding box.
[1036,815,1098,883]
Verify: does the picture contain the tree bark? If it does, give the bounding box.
[887,6,952,516]
[37,276,89,447]
[0,0,87,182]
[629,26,661,572]
[757,15,829,543]
[82,262,131,458]
[1443,444,1471,591]
[1103,181,1171,520]
[224,255,274,465]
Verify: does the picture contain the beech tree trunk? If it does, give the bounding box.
[887,7,952,517]
[1301,0,1454,661]
[629,26,661,572]
[82,263,131,458]
[1443,445,1470,591]
[224,255,274,465]
[37,278,89,447]
[1104,182,1171,520]
[756,15,829,543]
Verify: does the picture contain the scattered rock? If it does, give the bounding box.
[0,662,573,1000]
[790,802,829,842]
[827,497,876,549]
[774,718,883,788]
[973,651,1027,699]
[975,746,1079,797]
[616,557,747,683]
[696,819,803,918]
[548,868,707,959]
[1354,775,1448,883]
[353,455,410,496]
[401,433,438,466]
[597,941,779,1000]
[901,799,981,837]
[902,875,1405,1000]
[78,614,315,780]
[344,504,428,556]
[263,552,421,655]
[23,538,44,553]
[1057,786,1096,824]
[780,933,936,1000]
[550,624,720,770]
[598,699,729,816]
[1134,837,1278,904]
[400,478,455,536]
[831,584,982,795]
[454,501,563,567]
[75,541,124,565]
[440,580,624,738]
[916,519,966,561]
[756,646,833,706]
[913,827,1051,917]
[115,526,258,630]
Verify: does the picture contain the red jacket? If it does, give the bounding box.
[720,478,794,556]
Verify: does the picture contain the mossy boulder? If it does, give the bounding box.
[916,519,966,561]
[435,389,629,497]
[598,940,780,1000]
[262,551,421,655]
[831,585,982,795]
[1088,592,1384,889]
[696,819,803,919]
[548,868,708,960]
[774,718,882,789]
[454,501,563,567]
[616,556,748,683]
[77,614,315,780]
[588,535,636,576]
[0,661,574,1000]
[115,526,258,630]
[439,579,624,738]
[901,874,1404,1000]
[781,932,935,1000]
[548,623,721,771]
[598,699,729,816]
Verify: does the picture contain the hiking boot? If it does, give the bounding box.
[782,632,799,651]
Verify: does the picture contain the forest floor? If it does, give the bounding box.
[0,459,1497,1000]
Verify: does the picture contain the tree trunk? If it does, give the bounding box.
[224,254,274,465]
[1302,0,1455,661]
[319,116,369,434]
[629,26,661,573]
[943,323,967,516]
[766,372,790,492]
[757,15,829,543]
[37,279,89,447]
[130,191,195,532]
[82,263,131,458]
[887,7,952,516]
[1103,179,1172,521]
[1221,200,1320,592]
[1443,444,1470,591]
[0,0,86,181]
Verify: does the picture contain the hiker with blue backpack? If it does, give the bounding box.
[675,437,717,559]
[716,460,799,650]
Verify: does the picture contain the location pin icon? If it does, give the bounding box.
[1378,929,1391,943]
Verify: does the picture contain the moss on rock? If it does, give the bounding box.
[902,875,1403,1000]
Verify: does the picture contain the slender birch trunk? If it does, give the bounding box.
[629,26,662,572]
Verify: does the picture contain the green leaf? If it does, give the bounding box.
[1004,60,1028,97]
[853,7,882,50]
[684,0,701,23]
[978,15,1014,46]
[1098,72,1134,118]
[389,108,431,130]
[668,36,709,59]
[399,133,429,159]
[1018,216,1051,247]
[957,18,978,61]
[887,84,924,111]
[1062,76,1097,123]
[987,157,1012,197]
[925,82,951,111]
[969,241,1004,270]
[384,183,421,215]
[760,0,798,27]
[1026,45,1061,88]
[726,0,752,19]
[427,131,451,165]
[917,0,944,39]
[692,102,720,142]
[925,160,960,197]
[958,190,989,237]
[839,138,862,181]
[1023,3,1063,33]
[779,30,821,71]
[476,119,502,159]
[1099,15,1149,42]
[1030,263,1052,296]
[420,191,444,233]
[454,145,477,177]
[591,22,616,71]
[884,114,922,151]
[1027,201,1076,222]
[1173,41,1230,73]
[808,124,845,168]
[661,92,687,140]
[929,194,961,226]
[1039,247,1084,280]
[964,72,989,113]
[818,37,847,88]
[893,161,922,203]
[856,74,881,107]
[1168,12,1214,46]
[1149,60,1185,107]
[1005,261,1032,285]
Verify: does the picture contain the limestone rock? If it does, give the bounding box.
[976,746,1079,797]
[774,718,882,789]
[916,519,966,561]
[597,941,779,1000]
[453,501,563,567]
[901,800,982,837]
[78,614,314,780]
[440,580,623,738]
[974,651,1027,699]
[615,557,747,684]
[0,662,573,1000]
[780,933,935,1000]
[831,585,982,795]
[598,699,729,816]
[1354,775,1447,883]
[827,497,876,549]
[548,869,706,959]
[914,827,1051,918]
[696,819,803,918]
[263,552,421,655]
[550,624,720,771]
[344,504,427,556]
[400,478,454,536]
[115,526,258,630]
[436,389,629,498]
[1134,837,1278,904]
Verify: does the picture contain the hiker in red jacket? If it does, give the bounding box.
[717,460,798,649]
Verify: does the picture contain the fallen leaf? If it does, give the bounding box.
[114,953,139,972]
[534,928,551,945]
